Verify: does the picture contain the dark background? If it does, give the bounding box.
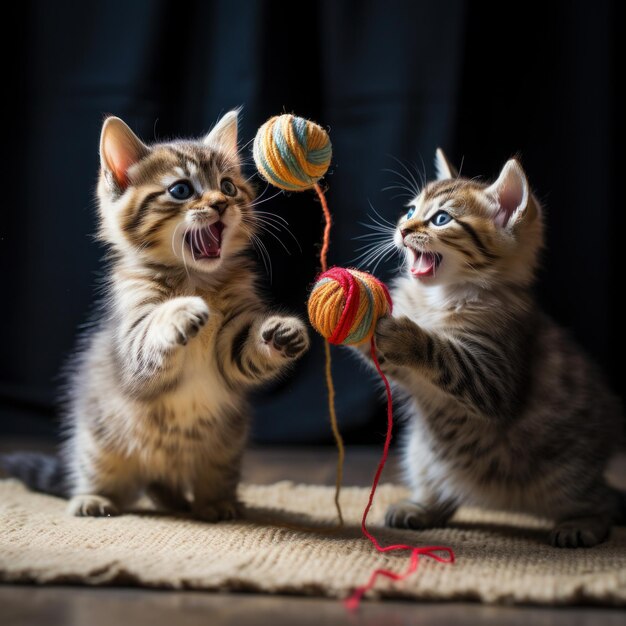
[1,0,622,445]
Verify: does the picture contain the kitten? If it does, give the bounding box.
[2,111,309,521]
[363,150,624,547]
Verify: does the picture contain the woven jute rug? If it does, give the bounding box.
[1,478,625,605]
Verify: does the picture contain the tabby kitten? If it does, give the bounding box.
[365,150,624,547]
[5,111,309,521]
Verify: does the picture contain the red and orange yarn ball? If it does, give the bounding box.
[307,267,392,346]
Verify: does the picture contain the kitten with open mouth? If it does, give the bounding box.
[0,110,311,523]
[351,148,624,548]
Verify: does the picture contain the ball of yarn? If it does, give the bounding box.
[308,267,392,346]
[253,114,332,191]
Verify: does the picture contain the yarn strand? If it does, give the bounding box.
[314,182,332,273]
[323,339,344,527]
[344,339,455,610]
[315,182,345,528]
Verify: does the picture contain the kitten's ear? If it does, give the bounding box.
[485,159,530,228]
[203,109,239,158]
[100,117,148,191]
[435,148,458,180]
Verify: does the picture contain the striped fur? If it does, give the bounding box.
[360,152,624,547]
[18,112,309,520]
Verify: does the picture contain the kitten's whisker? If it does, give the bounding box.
[388,191,417,202]
[252,233,273,282]
[352,232,396,247]
[239,135,256,152]
[456,155,466,179]
[181,226,192,279]
[243,171,263,186]
[388,154,422,197]
[356,223,396,235]
[367,202,398,227]
[263,223,301,253]
[383,167,420,198]
[240,223,268,276]
[244,212,303,254]
[243,189,284,209]
[253,223,295,256]
[239,219,275,279]
[352,239,397,258]
[353,247,398,273]
[382,184,416,199]
[370,246,399,274]
[352,241,398,268]
[246,179,271,199]
[252,210,292,227]
[414,155,427,189]
[353,242,397,255]
[171,222,185,258]
[192,229,200,256]
[353,234,394,243]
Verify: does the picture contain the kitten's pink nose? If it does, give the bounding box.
[400,228,411,239]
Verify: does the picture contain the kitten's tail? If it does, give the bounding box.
[0,452,68,498]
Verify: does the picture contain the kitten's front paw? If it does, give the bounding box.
[385,499,443,530]
[549,515,611,548]
[374,316,419,366]
[67,495,120,517]
[193,499,243,523]
[157,296,209,347]
[260,316,309,360]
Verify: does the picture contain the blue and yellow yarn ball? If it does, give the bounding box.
[253,114,332,191]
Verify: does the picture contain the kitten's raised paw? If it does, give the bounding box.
[68,494,119,517]
[549,516,611,548]
[261,316,309,360]
[158,296,209,346]
[375,316,419,366]
[193,499,243,523]
[385,499,446,530]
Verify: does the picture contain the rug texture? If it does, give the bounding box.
[1,478,625,605]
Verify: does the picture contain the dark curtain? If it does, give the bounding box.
[1,0,622,443]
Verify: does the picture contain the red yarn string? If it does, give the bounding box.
[344,337,455,610]
[324,268,360,345]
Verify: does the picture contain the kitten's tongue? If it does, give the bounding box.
[411,252,437,277]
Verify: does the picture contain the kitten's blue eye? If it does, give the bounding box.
[220,178,237,196]
[406,207,416,219]
[431,210,452,226]
[168,180,194,200]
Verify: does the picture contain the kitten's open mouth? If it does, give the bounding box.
[409,249,442,278]
[185,223,224,260]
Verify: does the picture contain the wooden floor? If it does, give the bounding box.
[1,440,625,625]
[3,586,626,626]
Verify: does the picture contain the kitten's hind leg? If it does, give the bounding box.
[66,446,140,518]
[549,482,621,548]
[147,482,189,513]
[191,458,243,523]
[549,515,611,548]
[386,496,458,530]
